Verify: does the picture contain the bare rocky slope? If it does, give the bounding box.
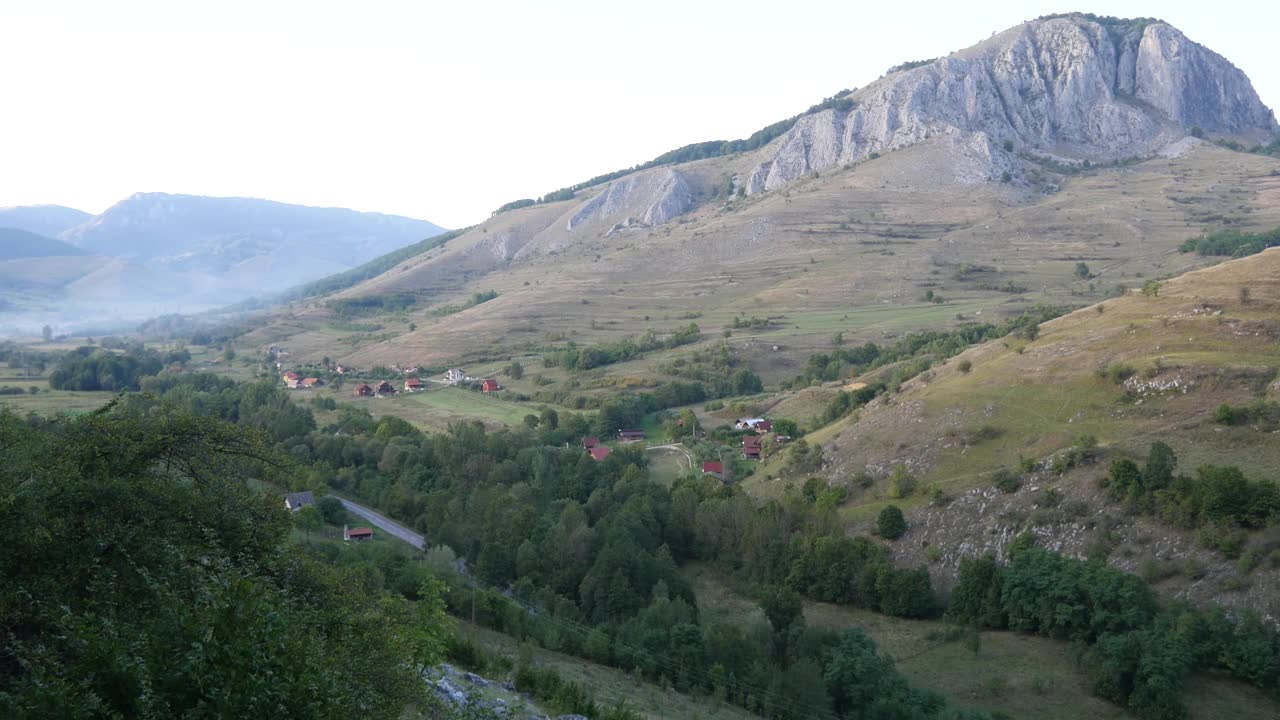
[747,16,1277,193]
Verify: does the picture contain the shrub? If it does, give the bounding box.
[887,465,915,498]
[877,505,908,539]
[992,468,1022,494]
[957,358,972,374]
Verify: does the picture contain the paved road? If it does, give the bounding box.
[334,496,425,550]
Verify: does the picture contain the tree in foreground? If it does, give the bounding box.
[0,406,451,718]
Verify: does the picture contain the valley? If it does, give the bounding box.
[4,11,1280,720]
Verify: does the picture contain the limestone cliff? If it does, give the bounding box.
[746,16,1277,194]
[565,168,693,232]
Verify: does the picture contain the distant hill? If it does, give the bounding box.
[0,193,446,334]
[0,204,92,238]
[60,193,445,268]
[0,227,86,260]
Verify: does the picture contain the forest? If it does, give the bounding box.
[8,368,1268,719]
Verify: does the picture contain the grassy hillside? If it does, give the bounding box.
[744,248,1280,618]
[685,564,1280,720]
[233,141,1280,395]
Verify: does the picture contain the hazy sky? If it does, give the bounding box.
[2,1,1276,229]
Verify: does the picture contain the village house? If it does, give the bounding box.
[582,437,599,449]
[283,491,315,512]
[481,378,500,393]
[300,377,323,389]
[282,371,300,387]
[588,446,612,461]
[735,418,772,433]
[403,367,418,375]
[335,364,348,374]
[404,377,424,392]
[445,368,466,384]
[742,435,763,460]
[374,380,396,395]
[618,429,645,443]
[702,461,724,479]
[344,525,373,542]
[354,383,373,397]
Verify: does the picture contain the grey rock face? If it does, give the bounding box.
[746,17,1276,194]
[566,168,692,230]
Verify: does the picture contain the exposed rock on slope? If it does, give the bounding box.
[746,16,1277,193]
[566,168,693,232]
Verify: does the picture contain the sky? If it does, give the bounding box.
[1,0,1277,229]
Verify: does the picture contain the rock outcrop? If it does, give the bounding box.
[746,16,1277,194]
[566,168,692,231]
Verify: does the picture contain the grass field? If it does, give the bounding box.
[684,564,1280,720]
[361,387,535,431]
[0,369,114,417]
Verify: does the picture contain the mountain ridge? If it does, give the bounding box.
[0,204,92,238]
[0,193,447,334]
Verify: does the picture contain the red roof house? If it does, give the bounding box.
[374,380,395,395]
[588,446,612,461]
[481,378,500,393]
[404,377,424,391]
[301,377,323,388]
[742,435,763,460]
[282,371,300,381]
[582,437,599,449]
[344,526,374,542]
[354,383,373,397]
[703,461,724,477]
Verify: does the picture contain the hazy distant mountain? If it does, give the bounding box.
[0,193,446,335]
[0,227,86,260]
[0,204,92,238]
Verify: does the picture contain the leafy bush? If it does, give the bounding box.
[992,468,1022,494]
[1179,227,1280,258]
[877,505,908,539]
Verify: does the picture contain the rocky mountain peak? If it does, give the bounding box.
[745,14,1276,194]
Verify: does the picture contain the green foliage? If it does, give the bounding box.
[328,291,419,317]
[492,198,536,215]
[48,345,180,391]
[784,440,824,475]
[545,323,702,371]
[820,383,882,424]
[991,468,1022,494]
[432,289,500,317]
[877,505,907,539]
[788,305,1064,390]
[0,408,443,718]
[887,464,915,499]
[1002,548,1157,642]
[1178,227,1280,258]
[1214,399,1280,428]
[1108,442,1279,531]
[824,628,949,719]
[946,555,1006,628]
